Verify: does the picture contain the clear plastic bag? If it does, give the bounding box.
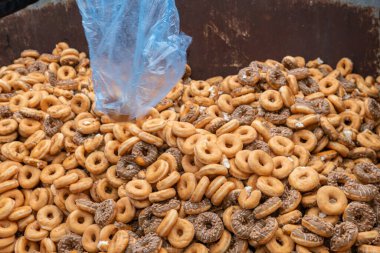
[76,0,191,119]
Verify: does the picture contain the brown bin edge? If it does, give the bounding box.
[0,0,379,79]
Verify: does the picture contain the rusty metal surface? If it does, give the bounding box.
[176,0,380,78]
[0,0,379,79]
[0,0,87,64]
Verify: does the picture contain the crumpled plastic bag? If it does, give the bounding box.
[76,0,191,119]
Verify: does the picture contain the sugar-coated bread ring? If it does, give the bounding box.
[115,197,135,223]
[18,165,40,189]
[248,150,274,176]
[276,209,302,226]
[229,158,250,180]
[256,176,284,197]
[233,125,257,144]
[18,118,42,137]
[272,156,294,179]
[0,179,19,195]
[7,206,32,221]
[36,205,63,231]
[318,77,340,95]
[336,57,353,76]
[238,187,261,209]
[138,131,164,147]
[0,220,17,238]
[357,129,380,151]
[40,164,65,184]
[221,205,239,233]
[266,228,295,252]
[14,236,39,253]
[216,119,240,136]
[39,95,61,112]
[206,104,223,117]
[293,145,310,166]
[158,152,178,172]
[95,178,118,201]
[21,49,40,58]
[268,136,294,156]
[254,197,282,219]
[231,93,256,107]
[67,209,94,235]
[145,159,169,184]
[118,136,140,156]
[259,90,283,111]
[9,94,28,112]
[156,171,181,190]
[251,118,272,141]
[216,134,243,158]
[172,122,196,138]
[39,238,56,253]
[168,218,194,248]
[205,176,227,199]
[234,150,251,174]
[358,245,380,253]
[149,188,176,203]
[160,110,178,121]
[112,123,130,142]
[185,242,209,253]
[30,139,51,159]
[195,164,228,180]
[47,104,72,119]
[180,134,201,156]
[17,214,35,231]
[57,66,76,80]
[317,185,348,215]
[141,118,166,133]
[104,141,121,164]
[76,118,100,135]
[166,81,184,101]
[340,111,361,130]
[190,176,210,203]
[279,85,295,107]
[49,132,65,155]
[292,129,317,152]
[0,119,18,135]
[29,188,50,211]
[327,141,349,157]
[194,139,222,164]
[24,220,49,241]
[217,94,235,113]
[47,222,68,243]
[107,229,129,253]
[0,198,15,220]
[211,181,236,206]
[0,162,19,181]
[65,193,89,212]
[70,93,91,114]
[82,224,100,252]
[177,173,197,201]
[85,151,109,175]
[289,166,319,192]
[125,179,152,200]
[69,177,93,193]
[156,209,179,237]
[1,189,24,209]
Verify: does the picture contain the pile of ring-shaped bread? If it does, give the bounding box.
[0,42,380,253]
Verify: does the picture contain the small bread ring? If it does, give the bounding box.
[259,90,283,111]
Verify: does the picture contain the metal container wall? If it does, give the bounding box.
[0,0,379,79]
